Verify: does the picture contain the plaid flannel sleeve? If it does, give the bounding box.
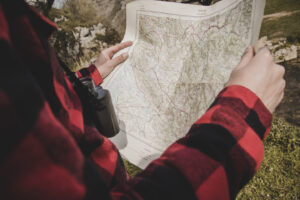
[111,85,272,200]
[76,64,103,85]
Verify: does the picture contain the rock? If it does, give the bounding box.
[255,36,298,63]
[54,16,67,23]
[93,0,127,37]
[276,45,297,62]
[72,23,108,61]
[73,23,106,42]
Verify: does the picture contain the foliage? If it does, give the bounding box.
[51,29,80,70]
[60,0,100,28]
[94,27,121,46]
[26,0,54,16]
[237,117,300,199]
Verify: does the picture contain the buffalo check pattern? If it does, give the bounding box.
[0,1,272,200]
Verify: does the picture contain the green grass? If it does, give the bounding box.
[264,0,300,15]
[237,117,300,199]
[260,12,300,42]
[123,159,141,178]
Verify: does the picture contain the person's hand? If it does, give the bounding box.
[226,47,285,113]
[94,41,133,79]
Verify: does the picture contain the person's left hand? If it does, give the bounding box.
[94,41,133,79]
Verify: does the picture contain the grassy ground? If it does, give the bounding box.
[260,12,300,42]
[264,0,300,15]
[276,55,300,126]
[124,0,300,199]
[261,0,300,42]
[123,159,141,178]
[237,118,300,199]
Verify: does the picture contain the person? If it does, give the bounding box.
[0,0,285,199]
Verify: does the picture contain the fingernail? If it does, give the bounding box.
[123,52,129,59]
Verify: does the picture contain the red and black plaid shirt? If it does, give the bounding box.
[0,1,272,200]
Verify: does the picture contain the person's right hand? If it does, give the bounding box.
[226,47,286,113]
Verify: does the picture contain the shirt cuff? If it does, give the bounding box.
[76,64,103,85]
[208,85,273,139]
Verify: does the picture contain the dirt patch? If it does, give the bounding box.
[275,48,300,126]
[264,10,300,21]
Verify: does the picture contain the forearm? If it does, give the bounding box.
[111,85,272,200]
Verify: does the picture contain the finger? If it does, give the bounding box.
[271,79,285,110]
[275,91,284,110]
[254,37,267,54]
[255,47,273,65]
[279,91,284,103]
[107,41,133,57]
[104,52,129,70]
[280,79,286,92]
[272,79,285,97]
[250,47,273,73]
[235,46,254,70]
[274,64,286,78]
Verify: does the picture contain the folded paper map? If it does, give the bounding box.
[102,0,266,169]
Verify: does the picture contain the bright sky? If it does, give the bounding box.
[53,0,66,9]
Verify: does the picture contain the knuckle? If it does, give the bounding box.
[261,48,272,60]
[279,92,284,103]
[277,80,286,92]
[280,66,285,76]
[281,80,286,90]
[276,64,285,76]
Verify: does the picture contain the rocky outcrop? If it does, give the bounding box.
[49,0,122,69]
[256,36,298,63]
[93,0,127,37]
[51,19,121,68]
[73,23,107,50]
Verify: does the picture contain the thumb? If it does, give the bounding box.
[235,46,254,70]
